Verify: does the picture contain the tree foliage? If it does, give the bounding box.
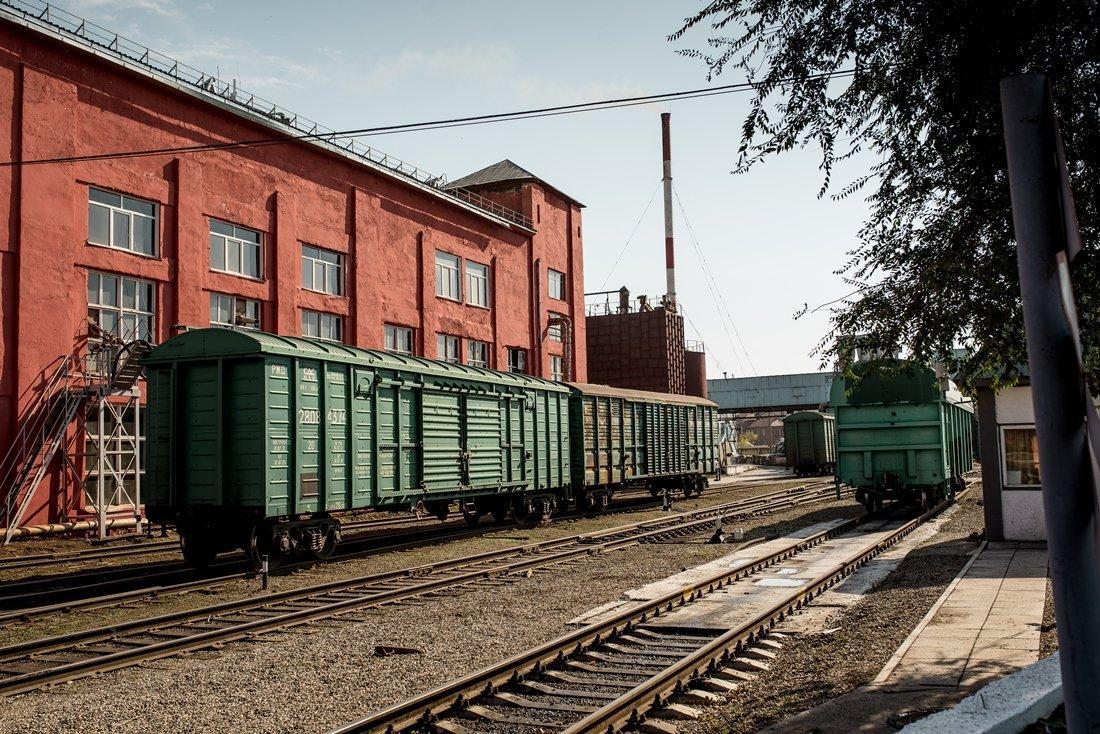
[671,1,1100,388]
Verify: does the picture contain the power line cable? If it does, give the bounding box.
[0,68,858,168]
[600,180,662,289]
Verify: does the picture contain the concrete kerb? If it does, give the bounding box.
[898,652,1062,734]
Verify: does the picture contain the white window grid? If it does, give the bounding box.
[301,309,342,342]
[548,313,564,342]
[548,268,566,300]
[999,424,1042,488]
[437,334,460,363]
[302,244,344,295]
[210,219,262,279]
[550,355,564,382]
[507,348,527,375]
[385,325,414,355]
[435,251,461,300]
[87,271,155,342]
[467,340,489,368]
[83,403,145,506]
[465,261,489,308]
[88,188,157,257]
[210,292,260,330]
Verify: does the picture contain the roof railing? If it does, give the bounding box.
[0,0,533,231]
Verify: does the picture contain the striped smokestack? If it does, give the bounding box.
[661,112,676,309]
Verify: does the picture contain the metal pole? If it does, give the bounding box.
[97,396,106,541]
[133,395,143,534]
[1001,73,1100,732]
[660,112,676,309]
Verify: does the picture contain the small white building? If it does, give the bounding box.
[975,378,1045,540]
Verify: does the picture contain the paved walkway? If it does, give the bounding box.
[760,541,1049,734]
[875,542,1047,690]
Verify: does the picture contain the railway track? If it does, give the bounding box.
[0,481,843,697]
[0,475,816,617]
[328,497,952,734]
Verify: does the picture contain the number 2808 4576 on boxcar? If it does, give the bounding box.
[142,329,719,567]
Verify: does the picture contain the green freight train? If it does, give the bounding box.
[830,360,974,511]
[782,410,836,477]
[143,329,718,566]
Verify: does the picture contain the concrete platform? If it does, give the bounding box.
[758,541,1049,734]
[569,519,909,631]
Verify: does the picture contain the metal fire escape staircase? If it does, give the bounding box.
[0,332,152,544]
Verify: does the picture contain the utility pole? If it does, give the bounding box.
[1001,73,1100,733]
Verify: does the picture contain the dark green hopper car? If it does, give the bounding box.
[831,360,974,511]
[144,329,571,566]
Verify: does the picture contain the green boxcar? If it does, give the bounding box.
[830,360,975,510]
[782,411,836,477]
[568,383,719,507]
[144,329,571,565]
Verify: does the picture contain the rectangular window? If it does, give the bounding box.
[465,261,489,308]
[210,219,262,279]
[301,310,342,342]
[384,325,414,355]
[435,251,461,300]
[87,271,155,342]
[507,347,527,375]
[548,313,564,343]
[437,334,460,363]
[88,188,157,256]
[301,244,344,295]
[209,293,260,330]
[1002,426,1041,487]
[548,268,566,300]
[550,355,564,382]
[467,340,489,368]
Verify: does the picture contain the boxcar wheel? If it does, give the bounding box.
[248,526,287,571]
[512,496,532,523]
[490,500,510,523]
[460,499,481,527]
[180,533,216,569]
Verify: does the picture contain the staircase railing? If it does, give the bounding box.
[0,356,88,542]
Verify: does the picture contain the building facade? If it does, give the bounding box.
[0,6,586,530]
[976,380,1045,541]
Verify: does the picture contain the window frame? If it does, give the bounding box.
[550,354,564,382]
[467,339,489,368]
[301,243,345,296]
[209,218,263,280]
[87,187,158,257]
[434,251,462,302]
[300,309,343,343]
[465,260,490,309]
[547,312,565,343]
[507,347,527,375]
[86,270,156,343]
[999,424,1042,489]
[209,292,261,330]
[548,268,566,301]
[384,324,415,355]
[436,333,461,364]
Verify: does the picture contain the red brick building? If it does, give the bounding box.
[0,4,586,531]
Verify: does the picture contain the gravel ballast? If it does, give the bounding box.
[2,493,859,733]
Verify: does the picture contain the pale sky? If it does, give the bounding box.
[66,0,873,377]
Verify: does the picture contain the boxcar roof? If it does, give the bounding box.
[783,410,834,422]
[567,382,718,407]
[829,360,973,411]
[144,328,568,391]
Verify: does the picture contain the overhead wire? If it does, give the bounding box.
[673,183,759,376]
[0,67,859,168]
[600,180,662,289]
